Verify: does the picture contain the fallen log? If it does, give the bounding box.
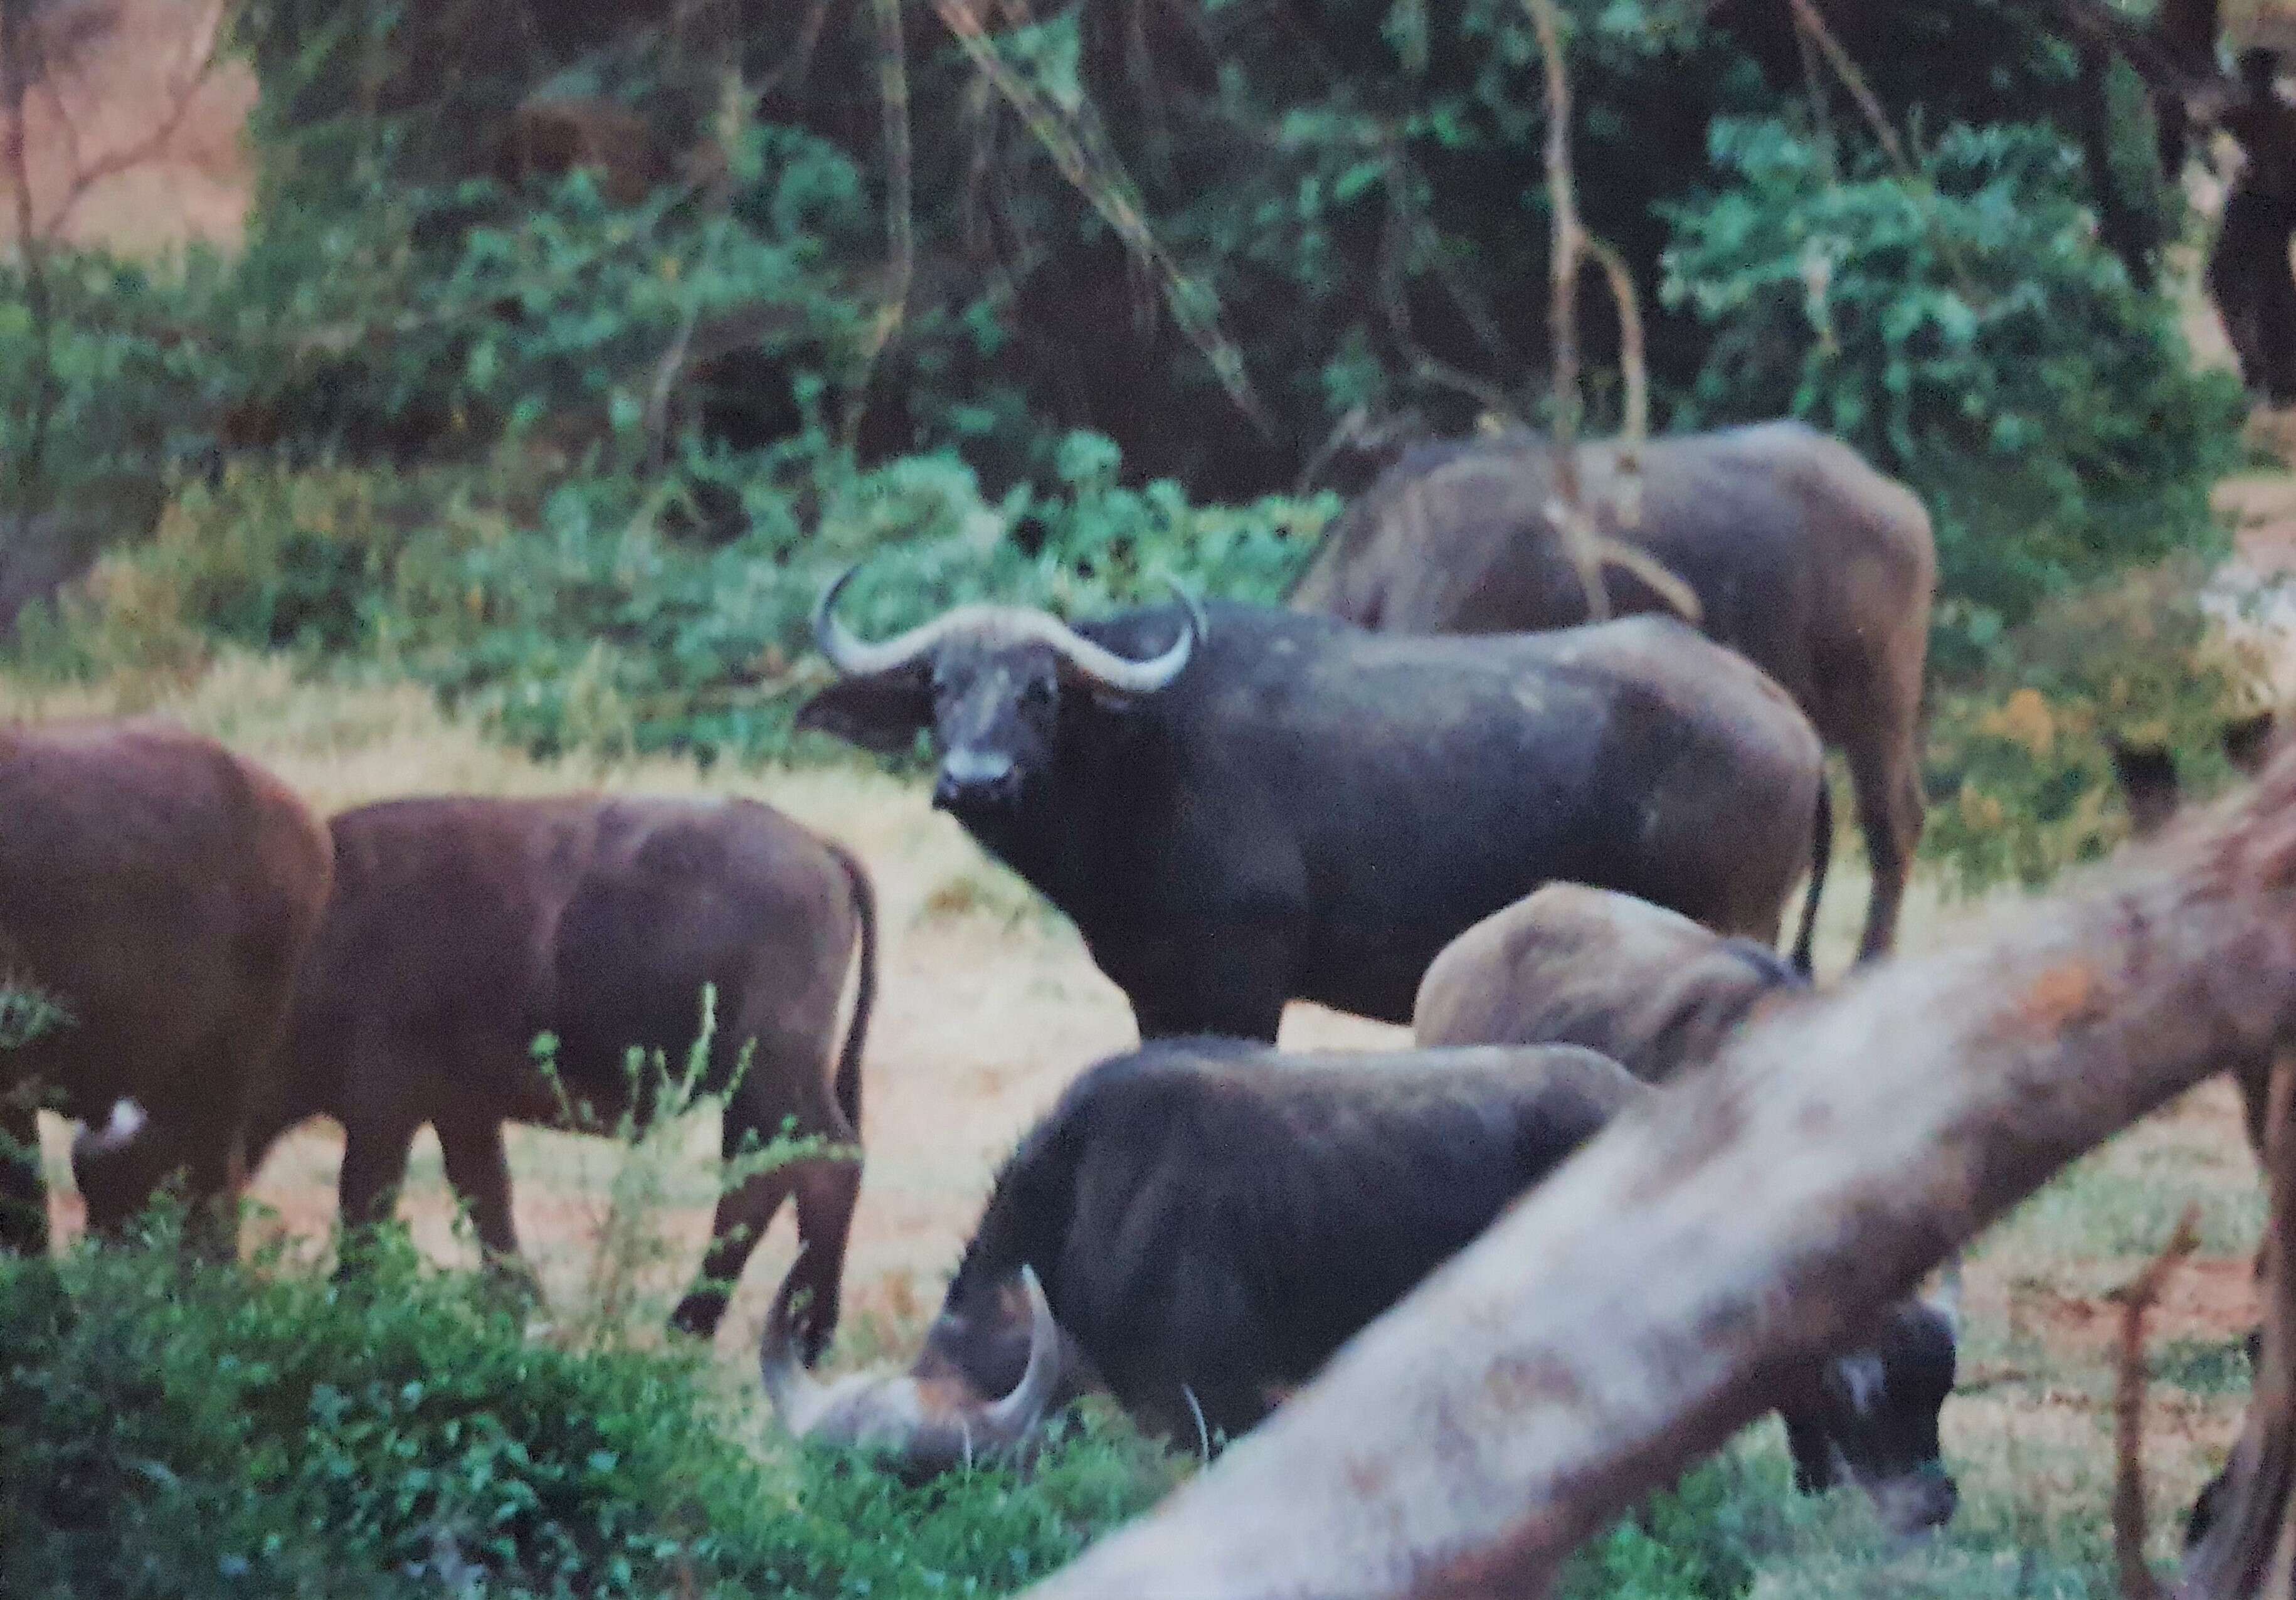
[1021,744,2296,1600]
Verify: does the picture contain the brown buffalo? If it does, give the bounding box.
[0,719,334,1256]
[1289,422,1936,967]
[1413,882,1807,1084]
[248,794,876,1357]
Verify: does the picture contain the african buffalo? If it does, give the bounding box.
[798,575,1825,1039]
[0,719,334,1257]
[1414,882,1807,1083]
[761,1037,1960,1533]
[247,794,876,1356]
[1288,422,1937,967]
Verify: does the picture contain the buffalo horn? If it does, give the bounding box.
[976,1264,1062,1444]
[758,1249,835,1434]
[813,563,973,679]
[813,564,1202,696]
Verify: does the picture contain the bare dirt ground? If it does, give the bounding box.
[0,0,253,257]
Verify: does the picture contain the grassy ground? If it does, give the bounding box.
[4,652,2265,1596]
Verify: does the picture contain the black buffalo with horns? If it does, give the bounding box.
[797,571,1826,1038]
[760,1038,1960,1534]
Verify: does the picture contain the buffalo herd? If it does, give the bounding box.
[14,422,2249,1542]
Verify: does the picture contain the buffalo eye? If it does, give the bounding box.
[1020,677,1054,707]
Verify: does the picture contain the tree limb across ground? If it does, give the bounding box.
[1023,740,2296,1599]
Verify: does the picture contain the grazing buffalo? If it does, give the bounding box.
[1288,422,1936,966]
[248,795,876,1356]
[761,1038,1960,1532]
[798,575,1824,1039]
[1414,882,1807,1083]
[0,719,334,1256]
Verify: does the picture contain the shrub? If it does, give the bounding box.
[14,437,1332,768]
[0,1222,1178,1599]
[1663,117,2245,676]
[1920,561,2270,893]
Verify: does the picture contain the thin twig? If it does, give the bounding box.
[1786,0,1982,303]
[924,0,1274,438]
[1521,0,1606,622]
[2110,1203,2201,1600]
[1375,171,1525,428]
[842,0,914,450]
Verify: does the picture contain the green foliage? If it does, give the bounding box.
[2151,1336,2255,1399]
[0,982,71,1051]
[16,438,1330,766]
[1663,117,2245,672]
[1555,1456,1774,1600]
[1920,561,2268,893]
[0,1226,1176,1599]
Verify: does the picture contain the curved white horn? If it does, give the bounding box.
[813,563,969,678]
[815,563,1202,697]
[1039,580,1202,696]
[980,1264,1063,1442]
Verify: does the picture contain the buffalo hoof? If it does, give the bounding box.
[668,1287,731,1345]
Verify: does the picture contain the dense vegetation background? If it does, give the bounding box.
[0,0,2270,891]
[2,5,2287,1594]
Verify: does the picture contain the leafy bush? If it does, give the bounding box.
[15,437,1330,766]
[1663,118,2245,674]
[1920,561,2270,893]
[0,1223,1177,1599]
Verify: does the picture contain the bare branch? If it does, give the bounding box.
[923,0,1274,438]
[840,0,916,450]
[2112,1204,2200,1600]
[32,0,233,241]
[1523,0,1606,622]
[1021,751,2296,1600]
[2179,1061,2296,1598]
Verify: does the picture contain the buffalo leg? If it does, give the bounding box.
[1123,933,1291,1041]
[1846,739,1923,963]
[0,1096,46,1255]
[1779,1405,1840,1495]
[782,1157,862,1364]
[669,1112,802,1342]
[336,1111,420,1271]
[437,1118,532,1296]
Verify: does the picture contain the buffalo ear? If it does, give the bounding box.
[796,671,933,756]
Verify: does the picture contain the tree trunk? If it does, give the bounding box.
[1021,748,2296,1600]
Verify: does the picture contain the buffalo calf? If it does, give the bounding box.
[0,718,333,1256]
[762,1037,1959,1530]
[251,794,875,1356]
[1414,882,1806,1082]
